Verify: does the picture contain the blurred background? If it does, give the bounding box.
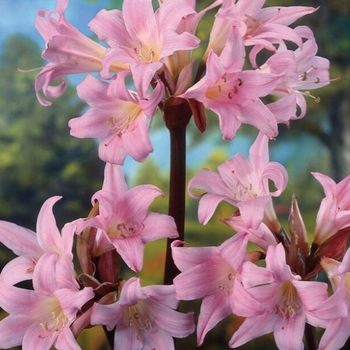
[0,0,349,349]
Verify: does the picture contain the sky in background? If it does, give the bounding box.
[1,0,110,48]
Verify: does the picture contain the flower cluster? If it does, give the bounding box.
[0,0,347,349]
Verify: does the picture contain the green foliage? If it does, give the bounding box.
[0,34,104,232]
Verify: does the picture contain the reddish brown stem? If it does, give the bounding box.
[163,98,191,285]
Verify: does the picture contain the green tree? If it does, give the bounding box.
[0,34,104,232]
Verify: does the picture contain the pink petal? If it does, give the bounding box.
[147,298,195,338]
[146,331,174,350]
[197,293,231,345]
[33,253,60,293]
[0,285,41,314]
[259,6,317,26]
[267,94,297,124]
[55,287,94,321]
[318,317,350,350]
[143,284,178,309]
[111,237,144,272]
[218,233,248,271]
[55,327,82,350]
[261,162,289,196]
[120,185,163,223]
[161,31,200,57]
[91,302,119,331]
[311,172,336,197]
[0,222,41,258]
[171,242,219,272]
[114,327,140,349]
[23,322,57,350]
[0,256,36,285]
[140,212,178,242]
[0,314,30,348]
[188,168,228,199]
[173,257,232,300]
[293,280,329,311]
[265,243,295,281]
[98,133,128,165]
[122,116,154,162]
[197,193,229,224]
[241,261,275,289]
[118,278,146,306]
[101,163,128,195]
[36,196,64,253]
[229,313,276,348]
[89,9,130,48]
[237,196,270,229]
[274,313,305,350]
[238,99,278,138]
[122,0,159,46]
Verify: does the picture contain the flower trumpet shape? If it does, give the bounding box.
[75,163,178,272]
[188,131,288,229]
[0,196,76,287]
[91,277,195,350]
[0,258,94,350]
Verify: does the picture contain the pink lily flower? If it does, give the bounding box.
[162,0,222,95]
[230,243,344,349]
[172,232,260,345]
[69,72,164,165]
[89,0,200,86]
[33,0,127,106]
[90,277,195,350]
[258,26,330,120]
[181,26,282,140]
[0,196,76,286]
[188,132,288,229]
[207,0,316,62]
[312,172,350,246]
[0,257,93,350]
[223,215,277,251]
[75,163,178,272]
[318,251,350,350]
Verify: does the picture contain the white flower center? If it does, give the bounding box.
[40,297,68,332]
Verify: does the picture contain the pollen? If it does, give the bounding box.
[275,281,302,319]
[206,75,243,101]
[40,298,68,332]
[108,220,143,239]
[217,265,236,295]
[103,102,142,136]
[127,304,152,340]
